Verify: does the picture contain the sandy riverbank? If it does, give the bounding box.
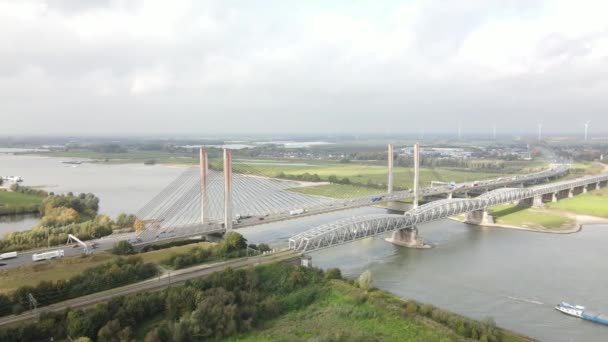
[450,212,608,234]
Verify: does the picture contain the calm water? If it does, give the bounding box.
[1,154,607,341]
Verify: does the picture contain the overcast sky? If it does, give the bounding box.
[1,0,607,136]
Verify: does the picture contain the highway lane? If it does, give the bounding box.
[0,232,138,269]
[0,249,299,327]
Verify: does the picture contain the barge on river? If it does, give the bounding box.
[555,302,608,326]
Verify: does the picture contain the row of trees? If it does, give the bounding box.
[161,232,269,269]
[8,183,48,197]
[0,263,326,342]
[0,256,158,317]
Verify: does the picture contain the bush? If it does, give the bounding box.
[324,268,342,280]
[405,301,418,314]
[358,270,373,291]
[111,241,136,255]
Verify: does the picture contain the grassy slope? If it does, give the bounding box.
[547,187,608,218]
[0,241,214,293]
[227,281,532,342]
[0,191,43,208]
[489,205,572,229]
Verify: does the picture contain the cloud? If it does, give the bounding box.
[0,0,607,135]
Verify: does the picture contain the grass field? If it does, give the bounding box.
[227,280,532,342]
[234,161,510,189]
[0,191,43,207]
[489,204,573,229]
[288,184,384,198]
[0,241,215,293]
[547,187,608,218]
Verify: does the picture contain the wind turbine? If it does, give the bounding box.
[584,121,590,142]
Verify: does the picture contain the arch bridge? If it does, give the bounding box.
[288,173,608,253]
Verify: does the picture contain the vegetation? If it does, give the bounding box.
[0,242,215,294]
[547,187,608,218]
[0,256,157,317]
[489,205,573,230]
[288,183,384,199]
[161,232,256,269]
[0,191,43,216]
[0,191,138,253]
[111,240,136,255]
[0,263,530,342]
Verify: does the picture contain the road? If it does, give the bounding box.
[0,249,299,327]
[0,232,138,269]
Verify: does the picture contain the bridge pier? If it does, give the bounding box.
[464,208,494,225]
[385,226,430,248]
[568,188,574,198]
[552,192,558,203]
[532,195,544,208]
[596,182,601,190]
[583,185,588,194]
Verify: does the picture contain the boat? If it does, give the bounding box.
[555,302,608,326]
[61,160,82,165]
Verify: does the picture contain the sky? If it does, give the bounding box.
[0,0,607,136]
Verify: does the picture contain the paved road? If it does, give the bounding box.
[0,249,299,327]
[0,232,138,269]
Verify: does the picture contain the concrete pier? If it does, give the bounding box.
[385,227,431,248]
[464,209,494,225]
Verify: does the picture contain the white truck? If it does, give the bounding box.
[289,208,305,216]
[0,252,17,260]
[32,249,65,262]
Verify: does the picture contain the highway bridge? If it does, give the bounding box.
[288,172,608,253]
[132,145,570,246]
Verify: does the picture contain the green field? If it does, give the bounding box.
[227,280,532,342]
[288,184,384,198]
[489,204,573,229]
[547,187,608,218]
[0,241,214,293]
[0,191,43,207]
[233,161,510,189]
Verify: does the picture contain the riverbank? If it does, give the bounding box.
[451,209,608,234]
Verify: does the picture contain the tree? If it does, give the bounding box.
[256,243,271,252]
[325,268,342,280]
[111,241,136,255]
[222,232,247,253]
[97,319,121,342]
[67,310,94,339]
[134,219,146,232]
[358,270,373,291]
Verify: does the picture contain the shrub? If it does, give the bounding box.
[111,241,136,255]
[358,270,373,291]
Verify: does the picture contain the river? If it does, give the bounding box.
[0,154,606,341]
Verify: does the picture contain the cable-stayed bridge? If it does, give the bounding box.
[133,145,572,246]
